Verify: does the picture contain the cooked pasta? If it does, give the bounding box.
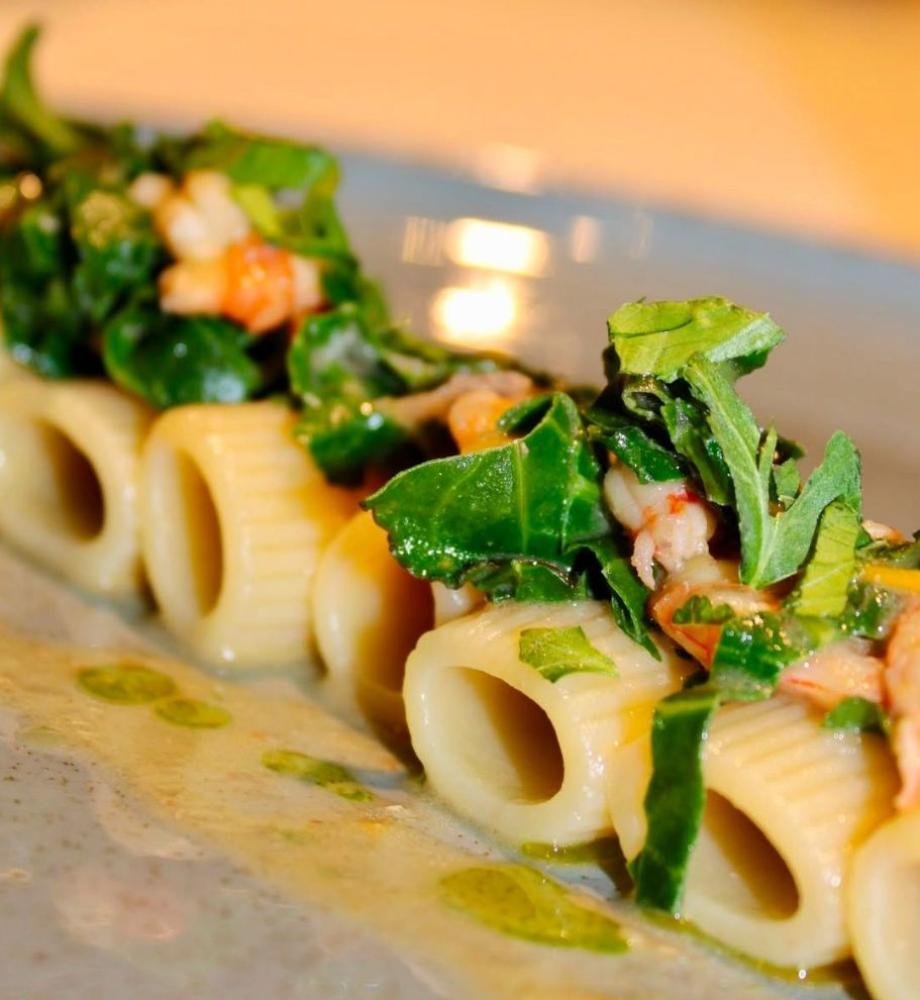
[403,601,686,845]
[609,696,898,968]
[848,810,920,1000]
[0,377,152,598]
[312,509,434,732]
[141,401,357,667]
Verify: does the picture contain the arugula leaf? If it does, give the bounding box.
[632,686,720,912]
[366,393,657,651]
[70,188,161,322]
[684,355,861,587]
[103,297,261,406]
[709,613,813,698]
[660,397,733,505]
[0,25,85,161]
[289,303,504,482]
[587,407,683,483]
[580,537,657,656]
[365,394,602,583]
[789,497,862,618]
[608,297,785,381]
[771,457,801,509]
[823,697,889,736]
[518,626,617,682]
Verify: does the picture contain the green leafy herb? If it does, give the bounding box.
[289,303,503,482]
[588,406,683,483]
[824,697,889,736]
[684,355,861,587]
[0,26,85,162]
[632,686,720,912]
[70,188,161,322]
[518,626,617,682]
[103,298,262,406]
[840,581,904,641]
[789,497,862,618]
[608,297,785,381]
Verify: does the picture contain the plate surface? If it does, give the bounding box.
[2,153,915,999]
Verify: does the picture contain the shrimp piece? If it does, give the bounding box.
[447,390,518,453]
[159,236,324,333]
[604,464,717,589]
[154,170,249,261]
[651,555,775,666]
[779,642,885,711]
[883,600,920,809]
[378,370,533,433]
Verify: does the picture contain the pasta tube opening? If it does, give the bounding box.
[432,667,565,803]
[0,378,151,597]
[142,402,357,667]
[147,445,224,618]
[22,421,105,540]
[694,791,799,921]
[405,601,684,845]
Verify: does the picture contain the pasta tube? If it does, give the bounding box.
[312,510,434,733]
[848,810,920,1000]
[0,377,152,598]
[141,401,357,667]
[609,696,897,968]
[404,601,685,845]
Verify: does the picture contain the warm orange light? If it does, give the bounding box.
[445,218,549,276]
[430,279,519,347]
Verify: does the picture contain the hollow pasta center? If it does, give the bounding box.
[0,417,105,540]
[433,668,565,804]
[691,791,800,921]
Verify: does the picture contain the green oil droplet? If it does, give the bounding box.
[262,749,373,802]
[155,698,231,729]
[440,864,627,953]
[521,837,621,866]
[78,664,177,704]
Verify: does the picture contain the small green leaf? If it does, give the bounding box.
[633,686,720,913]
[824,697,889,736]
[518,626,617,682]
[608,297,784,381]
[103,298,261,407]
[588,408,684,483]
[790,497,862,618]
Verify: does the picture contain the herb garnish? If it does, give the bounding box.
[518,626,618,682]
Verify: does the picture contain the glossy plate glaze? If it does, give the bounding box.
[3,154,915,998]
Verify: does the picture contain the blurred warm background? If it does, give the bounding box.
[1,0,919,260]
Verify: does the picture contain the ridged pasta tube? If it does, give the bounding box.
[609,696,897,968]
[141,401,357,667]
[313,510,434,733]
[404,601,685,845]
[848,810,920,1000]
[0,377,152,598]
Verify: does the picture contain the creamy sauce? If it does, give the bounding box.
[0,548,858,999]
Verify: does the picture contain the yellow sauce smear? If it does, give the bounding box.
[0,620,642,999]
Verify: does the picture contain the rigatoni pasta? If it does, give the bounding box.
[611,698,897,967]
[141,402,357,667]
[404,600,686,845]
[0,377,152,598]
[312,509,434,732]
[848,811,920,1000]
